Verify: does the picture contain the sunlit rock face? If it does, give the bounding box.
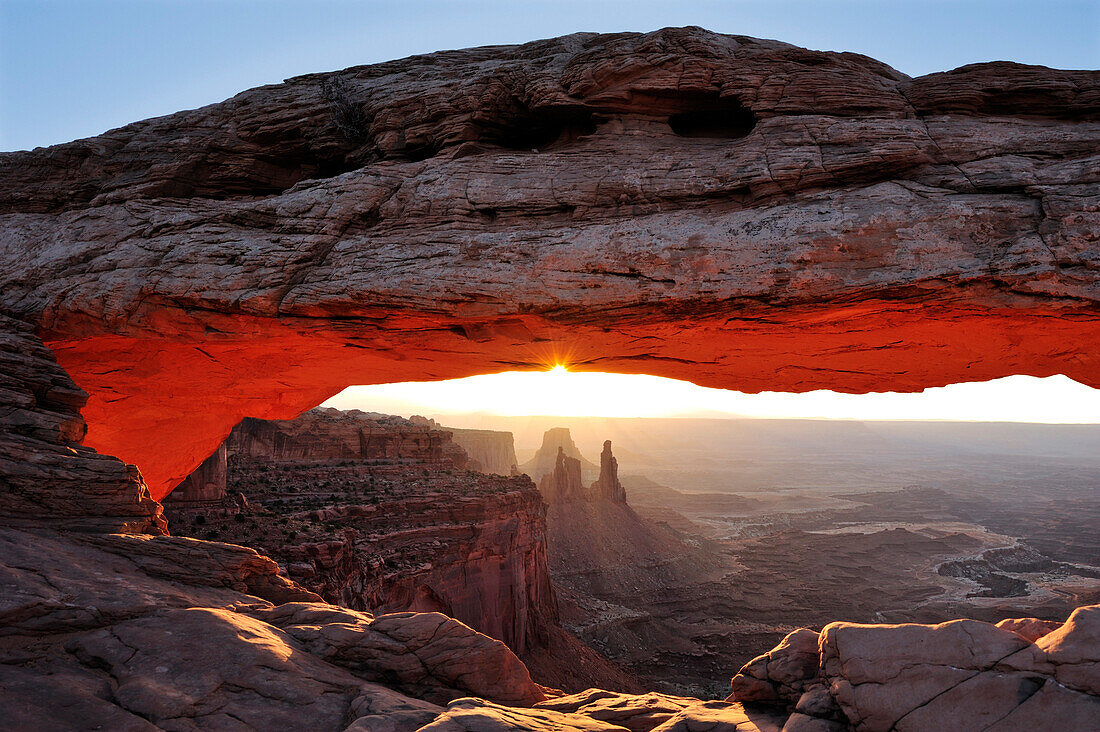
[727,607,1100,731]
[0,27,1097,498]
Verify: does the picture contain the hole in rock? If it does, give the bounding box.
[478,103,598,150]
[668,95,757,139]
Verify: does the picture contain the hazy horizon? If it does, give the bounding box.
[320,371,1100,426]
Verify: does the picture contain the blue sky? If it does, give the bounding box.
[1,0,1097,151]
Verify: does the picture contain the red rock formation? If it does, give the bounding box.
[1,29,1096,500]
[0,313,165,533]
[0,526,546,730]
[166,443,227,502]
[228,408,468,467]
[539,446,588,503]
[728,607,1100,731]
[294,490,560,657]
[169,454,560,659]
[411,416,519,475]
[0,26,1097,731]
[523,428,600,484]
[590,440,627,503]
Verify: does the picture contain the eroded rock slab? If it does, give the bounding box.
[252,602,546,706]
[0,28,1096,497]
[0,527,550,730]
[726,608,1100,731]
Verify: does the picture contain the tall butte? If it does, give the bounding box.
[590,440,627,503]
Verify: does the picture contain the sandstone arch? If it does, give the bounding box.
[1,27,1097,505]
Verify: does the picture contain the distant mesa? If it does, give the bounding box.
[521,427,599,483]
[168,408,514,502]
[409,415,519,475]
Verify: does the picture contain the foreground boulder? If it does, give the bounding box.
[65,606,441,731]
[729,628,820,705]
[0,527,545,730]
[252,603,546,706]
[728,608,1100,731]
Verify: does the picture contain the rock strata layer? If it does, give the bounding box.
[229,408,470,467]
[411,416,519,475]
[0,313,165,533]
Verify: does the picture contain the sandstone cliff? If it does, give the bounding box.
[410,416,519,475]
[166,443,227,502]
[0,312,165,533]
[229,407,469,466]
[168,439,552,655]
[170,408,474,501]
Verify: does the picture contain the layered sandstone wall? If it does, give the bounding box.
[409,416,519,475]
[228,408,469,466]
[166,443,227,502]
[294,489,560,655]
[0,312,165,533]
[167,453,561,658]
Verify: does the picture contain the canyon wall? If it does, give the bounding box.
[166,443,227,502]
[282,488,558,655]
[1,28,1096,499]
[410,416,519,474]
[228,408,469,466]
[168,409,556,655]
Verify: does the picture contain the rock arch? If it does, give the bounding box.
[1,27,1097,509]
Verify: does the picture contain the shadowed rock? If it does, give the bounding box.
[590,440,627,503]
[540,446,588,503]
